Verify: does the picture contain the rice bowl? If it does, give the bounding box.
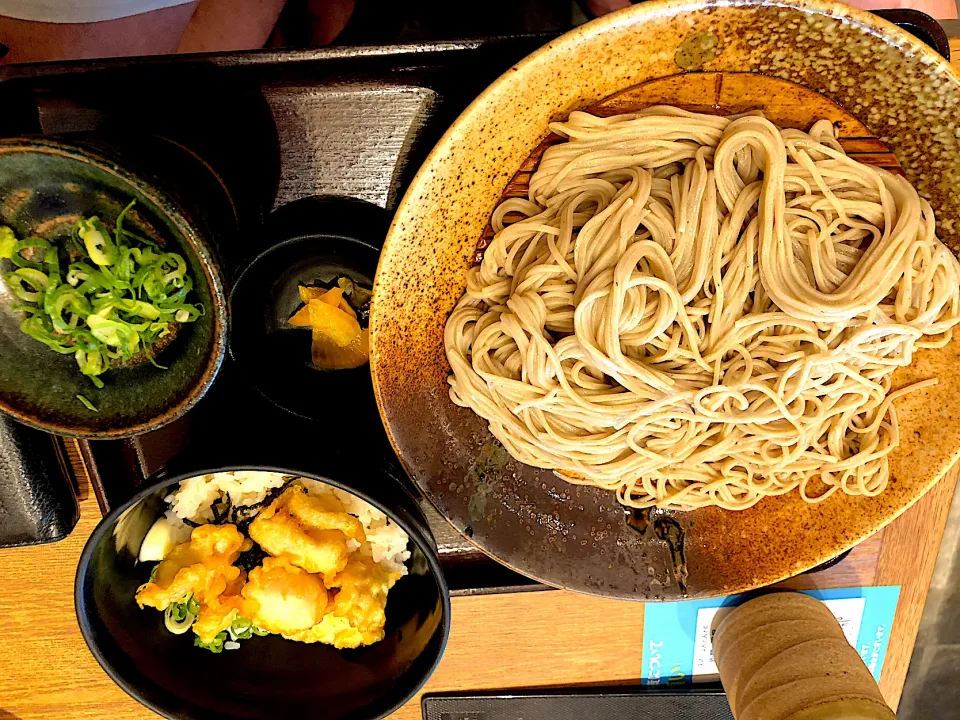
[136,471,413,652]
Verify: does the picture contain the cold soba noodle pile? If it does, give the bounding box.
[444,107,960,511]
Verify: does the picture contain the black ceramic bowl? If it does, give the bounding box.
[229,197,387,422]
[75,465,451,720]
[0,136,230,438]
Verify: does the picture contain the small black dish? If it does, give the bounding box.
[75,463,451,720]
[229,197,388,422]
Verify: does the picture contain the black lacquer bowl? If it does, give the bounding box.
[75,446,451,720]
[0,136,230,438]
[229,196,387,423]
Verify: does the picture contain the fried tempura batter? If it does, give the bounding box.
[139,478,410,652]
[248,485,365,581]
[241,557,329,635]
[192,594,245,644]
[136,524,251,643]
[283,555,400,649]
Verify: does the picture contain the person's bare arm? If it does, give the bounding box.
[176,0,287,53]
[0,3,198,64]
[0,0,289,65]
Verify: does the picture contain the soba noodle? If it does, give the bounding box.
[443,107,960,511]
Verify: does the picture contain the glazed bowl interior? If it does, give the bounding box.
[0,138,227,438]
[369,0,960,599]
[76,469,450,720]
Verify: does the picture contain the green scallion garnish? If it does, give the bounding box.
[163,594,197,635]
[228,616,255,641]
[194,630,227,653]
[0,201,202,386]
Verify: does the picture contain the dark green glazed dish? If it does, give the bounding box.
[0,137,227,438]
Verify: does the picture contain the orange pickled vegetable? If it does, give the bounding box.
[290,288,345,326]
[318,288,342,307]
[307,299,361,347]
[338,298,357,319]
[288,305,312,327]
[289,284,370,370]
[316,287,355,318]
[299,286,325,303]
[312,328,369,370]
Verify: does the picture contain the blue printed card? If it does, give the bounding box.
[641,586,900,685]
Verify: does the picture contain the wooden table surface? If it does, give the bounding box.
[3,39,960,720]
[0,433,956,720]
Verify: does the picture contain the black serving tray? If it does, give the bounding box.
[0,35,555,595]
[0,13,945,587]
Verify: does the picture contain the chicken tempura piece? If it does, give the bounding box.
[136,524,251,644]
[284,554,400,649]
[248,484,365,581]
[241,557,329,635]
[136,524,248,610]
[192,593,246,644]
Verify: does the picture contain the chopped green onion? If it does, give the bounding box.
[75,349,106,386]
[164,596,197,635]
[86,314,140,354]
[76,395,98,412]
[77,217,117,266]
[5,268,49,302]
[115,298,161,320]
[252,626,269,637]
[115,199,136,240]
[0,202,202,386]
[20,315,75,354]
[146,353,169,370]
[9,237,50,270]
[194,631,227,653]
[116,200,158,247]
[0,226,16,259]
[49,286,90,332]
[169,602,188,623]
[228,617,255,641]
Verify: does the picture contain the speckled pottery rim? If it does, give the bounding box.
[0,138,228,439]
[370,0,960,599]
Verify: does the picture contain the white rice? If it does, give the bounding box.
[163,471,411,577]
[167,471,288,522]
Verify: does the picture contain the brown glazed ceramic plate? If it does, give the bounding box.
[369,0,960,600]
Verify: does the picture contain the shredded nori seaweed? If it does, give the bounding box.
[232,494,279,533]
[236,542,268,573]
[210,494,233,524]
[230,476,299,533]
